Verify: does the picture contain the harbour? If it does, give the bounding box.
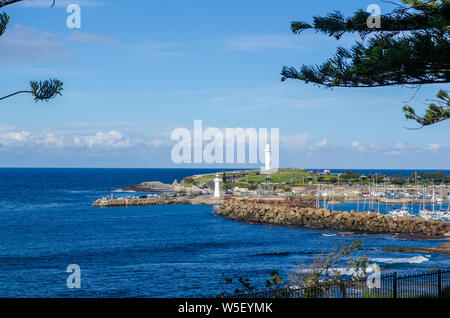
[1,168,449,297]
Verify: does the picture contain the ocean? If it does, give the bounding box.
[0,168,448,297]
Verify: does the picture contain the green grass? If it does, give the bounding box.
[180,169,450,188]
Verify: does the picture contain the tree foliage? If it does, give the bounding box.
[282,0,450,127]
[0,0,63,102]
[0,11,8,36]
[30,79,64,102]
[403,89,450,126]
[290,241,371,289]
[218,241,372,297]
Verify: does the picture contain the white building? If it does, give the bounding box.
[214,173,221,197]
[233,187,248,193]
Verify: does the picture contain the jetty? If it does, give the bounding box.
[215,198,450,237]
[92,192,450,237]
[93,193,223,207]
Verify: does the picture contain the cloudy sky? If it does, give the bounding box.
[0,0,448,169]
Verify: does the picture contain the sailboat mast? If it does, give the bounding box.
[432,182,435,213]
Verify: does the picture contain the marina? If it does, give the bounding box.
[1,168,449,297]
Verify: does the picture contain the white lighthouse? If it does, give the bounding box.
[213,173,221,197]
[264,144,271,171]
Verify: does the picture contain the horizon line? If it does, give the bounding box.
[0,167,449,170]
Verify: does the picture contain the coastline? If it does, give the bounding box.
[1,168,449,296]
[215,198,450,238]
[93,194,224,207]
[92,169,450,239]
[93,192,450,239]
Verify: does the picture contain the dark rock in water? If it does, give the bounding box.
[383,242,450,257]
[121,180,207,195]
[121,181,172,192]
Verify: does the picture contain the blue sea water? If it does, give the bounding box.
[0,168,448,298]
[324,201,449,216]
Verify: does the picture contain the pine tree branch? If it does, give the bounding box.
[0,90,33,101]
[1,3,63,105]
[284,0,450,127]
[282,30,450,87]
[0,79,64,102]
[290,1,450,39]
[0,0,55,8]
[0,11,9,36]
[403,89,450,127]
[0,0,25,8]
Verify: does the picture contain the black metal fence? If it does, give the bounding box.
[231,269,450,298]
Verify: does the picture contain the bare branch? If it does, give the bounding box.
[0,90,33,101]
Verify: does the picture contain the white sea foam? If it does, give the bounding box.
[294,264,379,276]
[62,190,94,194]
[331,264,380,275]
[372,255,429,264]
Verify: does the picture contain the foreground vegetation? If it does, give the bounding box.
[219,241,450,298]
[219,241,370,297]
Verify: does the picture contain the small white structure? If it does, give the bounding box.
[233,187,248,193]
[214,173,221,197]
[264,144,271,171]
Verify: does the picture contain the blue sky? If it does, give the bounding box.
[0,0,448,169]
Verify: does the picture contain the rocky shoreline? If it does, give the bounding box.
[93,194,224,207]
[215,199,450,238]
[383,241,450,257]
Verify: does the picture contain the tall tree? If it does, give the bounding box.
[0,0,63,102]
[281,0,449,128]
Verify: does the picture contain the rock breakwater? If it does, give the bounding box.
[93,194,223,207]
[215,199,450,237]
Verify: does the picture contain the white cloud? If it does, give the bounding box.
[73,130,132,149]
[393,141,416,151]
[350,141,364,152]
[0,123,176,151]
[394,141,406,150]
[38,133,66,148]
[0,122,448,169]
[145,138,171,148]
[0,130,31,146]
[426,143,441,151]
[315,139,327,147]
[369,143,386,151]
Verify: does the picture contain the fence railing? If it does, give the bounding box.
[229,269,450,298]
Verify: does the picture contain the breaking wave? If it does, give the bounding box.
[372,255,429,264]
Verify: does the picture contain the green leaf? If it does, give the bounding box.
[29,79,64,102]
[0,11,9,37]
